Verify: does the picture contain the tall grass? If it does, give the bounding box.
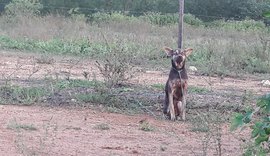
[0,12,269,75]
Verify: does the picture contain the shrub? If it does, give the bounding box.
[4,0,43,17]
[231,93,270,155]
[142,12,178,26]
[90,12,137,24]
[208,19,266,32]
[184,14,204,27]
[95,40,137,88]
[0,85,47,105]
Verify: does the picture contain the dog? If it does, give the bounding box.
[163,47,193,121]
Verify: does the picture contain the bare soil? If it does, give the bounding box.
[0,105,249,156]
[0,51,269,156]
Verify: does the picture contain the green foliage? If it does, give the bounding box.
[263,11,270,18]
[188,86,210,94]
[1,0,270,22]
[257,94,270,112]
[0,36,105,56]
[143,12,178,26]
[208,19,266,32]
[184,14,204,27]
[4,0,43,16]
[151,84,164,90]
[0,85,48,105]
[54,79,98,90]
[90,12,138,24]
[0,11,270,76]
[186,0,270,21]
[139,121,155,132]
[90,12,204,27]
[231,93,270,154]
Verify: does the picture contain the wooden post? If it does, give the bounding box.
[178,0,184,49]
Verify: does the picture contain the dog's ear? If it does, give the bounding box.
[183,48,193,57]
[163,46,173,57]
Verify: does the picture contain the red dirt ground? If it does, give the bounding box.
[0,51,269,156]
[0,105,248,156]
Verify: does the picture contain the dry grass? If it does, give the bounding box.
[0,13,269,75]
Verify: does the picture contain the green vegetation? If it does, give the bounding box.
[139,121,155,132]
[1,12,270,75]
[1,1,269,76]
[0,1,269,156]
[1,0,269,22]
[231,94,270,155]
[151,84,164,90]
[0,85,48,105]
[188,86,210,94]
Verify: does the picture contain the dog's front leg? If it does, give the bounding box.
[181,94,186,121]
[177,101,182,120]
[168,92,176,121]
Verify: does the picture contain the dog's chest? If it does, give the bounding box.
[171,79,187,87]
[171,79,187,99]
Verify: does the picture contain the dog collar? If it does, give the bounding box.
[172,67,183,73]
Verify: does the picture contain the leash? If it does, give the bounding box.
[172,67,185,96]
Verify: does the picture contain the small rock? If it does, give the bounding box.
[189,66,198,72]
[71,99,77,102]
[260,80,270,87]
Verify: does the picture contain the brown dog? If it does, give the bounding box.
[163,47,193,121]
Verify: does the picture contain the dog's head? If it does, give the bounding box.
[163,47,193,70]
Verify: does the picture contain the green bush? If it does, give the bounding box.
[0,85,47,104]
[231,93,270,155]
[90,12,137,24]
[4,0,43,16]
[208,19,266,32]
[184,14,204,27]
[90,12,204,27]
[142,12,178,26]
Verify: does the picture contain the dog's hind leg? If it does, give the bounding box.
[163,91,169,114]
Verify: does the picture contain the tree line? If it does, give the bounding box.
[0,0,270,21]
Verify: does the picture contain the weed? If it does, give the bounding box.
[151,84,164,90]
[188,86,210,94]
[54,79,98,90]
[139,121,155,132]
[94,123,110,131]
[0,85,48,105]
[189,113,210,133]
[7,118,37,132]
[65,126,82,131]
[75,93,109,104]
[160,146,167,152]
[189,109,225,156]
[7,121,38,131]
[35,55,55,64]
[95,39,136,88]
[10,116,59,156]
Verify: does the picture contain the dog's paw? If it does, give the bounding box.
[170,115,176,121]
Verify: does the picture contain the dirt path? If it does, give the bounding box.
[0,50,269,155]
[0,50,269,94]
[0,105,247,156]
